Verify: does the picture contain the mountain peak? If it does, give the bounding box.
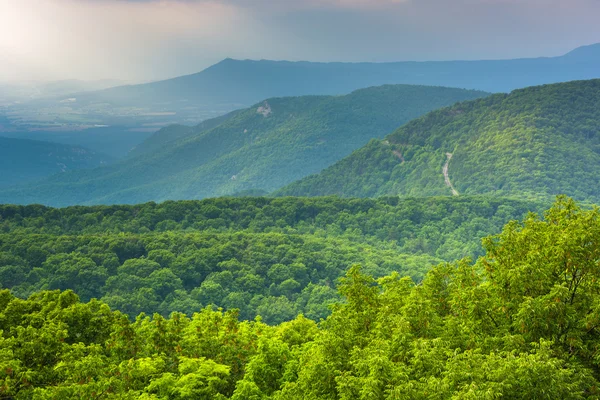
[563,43,600,61]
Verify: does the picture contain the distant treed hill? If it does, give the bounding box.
[127,110,242,158]
[0,137,113,188]
[0,124,154,159]
[0,196,542,322]
[0,85,487,206]
[125,124,192,158]
[277,79,600,203]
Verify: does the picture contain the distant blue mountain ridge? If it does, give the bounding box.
[71,43,600,109]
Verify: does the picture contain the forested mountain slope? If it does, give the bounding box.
[0,196,541,323]
[0,85,487,206]
[127,110,242,159]
[0,137,112,188]
[277,79,600,202]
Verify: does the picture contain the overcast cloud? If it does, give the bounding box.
[1,0,599,82]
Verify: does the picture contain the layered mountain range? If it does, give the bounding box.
[0,85,486,206]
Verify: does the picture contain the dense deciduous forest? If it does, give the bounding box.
[278,80,600,202]
[0,196,539,323]
[4,79,600,399]
[2,197,599,398]
[3,3,600,398]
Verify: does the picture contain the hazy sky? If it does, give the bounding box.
[1,0,599,82]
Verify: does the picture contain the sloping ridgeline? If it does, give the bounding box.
[0,85,487,207]
[277,79,600,203]
[53,43,600,110]
[126,110,244,159]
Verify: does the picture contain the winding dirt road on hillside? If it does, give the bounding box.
[443,153,459,196]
